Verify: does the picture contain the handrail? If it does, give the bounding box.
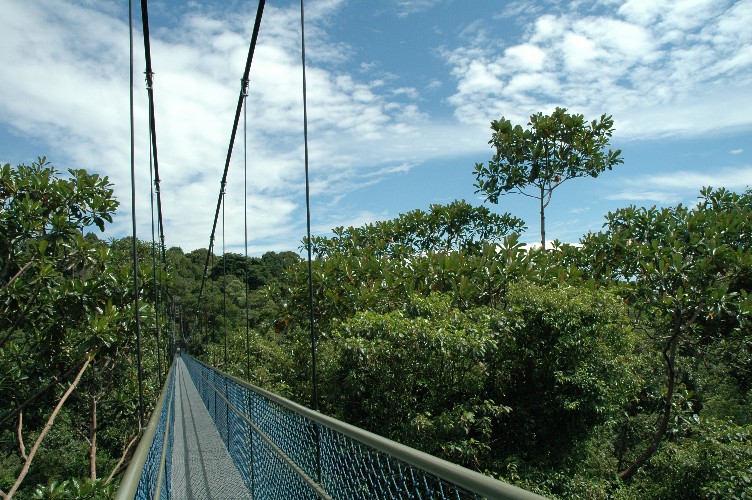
[198,370,332,499]
[188,354,546,500]
[152,372,175,499]
[115,361,174,500]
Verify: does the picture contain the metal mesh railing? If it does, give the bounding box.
[130,364,175,500]
[182,354,543,500]
[115,364,175,500]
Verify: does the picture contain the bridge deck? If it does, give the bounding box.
[171,357,251,499]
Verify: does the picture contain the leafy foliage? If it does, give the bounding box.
[492,281,639,460]
[474,107,622,247]
[5,153,750,500]
[322,294,505,466]
[309,199,524,258]
[579,186,752,479]
[32,477,116,499]
[0,160,161,496]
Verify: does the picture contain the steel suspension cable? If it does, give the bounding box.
[210,252,215,364]
[149,107,163,383]
[222,189,227,368]
[140,0,166,260]
[140,0,172,378]
[243,83,251,381]
[128,0,145,425]
[197,0,266,328]
[300,0,322,484]
[300,0,318,414]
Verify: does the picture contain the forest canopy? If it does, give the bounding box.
[1,149,750,499]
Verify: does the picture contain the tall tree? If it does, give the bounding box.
[580,187,752,480]
[0,159,158,497]
[474,107,623,248]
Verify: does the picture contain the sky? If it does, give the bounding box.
[1,0,750,255]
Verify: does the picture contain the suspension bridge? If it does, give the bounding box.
[116,0,546,497]
[115,354,544,499]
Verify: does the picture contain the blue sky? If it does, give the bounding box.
[1,0,750,254]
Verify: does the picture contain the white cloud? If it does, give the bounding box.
[561,32,603,72]
[505,72,558,96]
[442,1,752,139]
[392,87,420,99]
[605,190,681,203]
[532,14,567,41]
[569,206,591,214]
[457,59,505,95]
[0,0,492,251]
[605,167,752,208]
[504,44,547,72]
[394,0,445,17]
[315,209,389,235]
[730,148,744,155]
[427,79,442,90]
[617,0,663,25]
[643,167,752,190]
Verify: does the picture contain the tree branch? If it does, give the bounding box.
[5,354,93,499]
[0,282,44,349]
[17,412,27,461]
[104,430,142,485]
[618,305,702,480]
[542,188,554,210]
[0,261,33,294]
[513,188,539,200]
[90,395,98,480]
[1,243,19,284]
[0,358,86,428]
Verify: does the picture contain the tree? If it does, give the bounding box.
[0,159,159,497]
[474,107,623,249]
[580,187,752,480]
[260,251,301,280]
[310,199,524,258]
[322,293,507,469]
[208,251,301,291]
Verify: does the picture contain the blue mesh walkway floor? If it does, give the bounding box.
[171,357,251,499]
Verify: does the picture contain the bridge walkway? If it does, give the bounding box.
[118,354,547,500]
[171,357,251,499]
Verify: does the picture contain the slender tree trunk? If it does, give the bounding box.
[618,331,680,480]
[104,430,141,485]
[540,184,546,250]
[17,412,27,461]
[5,355,92,499]
[90,396,97,480]
[0,261,33,293]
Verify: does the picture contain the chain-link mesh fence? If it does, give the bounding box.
[182,354,541,500]
[135,365,175,500]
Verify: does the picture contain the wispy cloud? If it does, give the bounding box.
[394,0,445,18]
[569,206,590,214]
[644,166,752,190]
[0,0,481,252]
[605,190,681,204]
[442,0,752,139]
[606,166,752,205]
